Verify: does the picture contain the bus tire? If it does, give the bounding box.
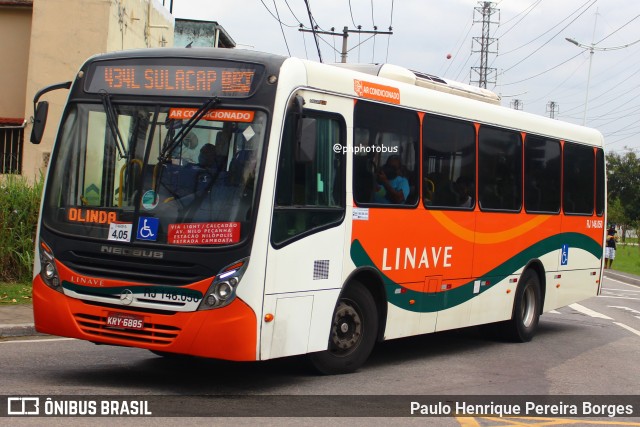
[308,281,378,375]
[503,269,541,342]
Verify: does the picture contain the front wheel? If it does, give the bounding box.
[308,282,378,375]
[504,269,541,342]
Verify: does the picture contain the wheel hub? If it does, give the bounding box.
[330,301,362,353]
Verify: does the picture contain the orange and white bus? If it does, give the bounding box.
[31,48,605,374]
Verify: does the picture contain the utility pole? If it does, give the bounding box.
[299,26,393,63]
[471,1,499,88]
[546,101,559,119]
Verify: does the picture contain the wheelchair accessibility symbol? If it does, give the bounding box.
[137,217,159,241]
[561,244,569,266]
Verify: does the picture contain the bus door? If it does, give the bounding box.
[423,115,477,332]
[262,94,349,359]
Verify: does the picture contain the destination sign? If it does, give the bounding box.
[85,61,264,97]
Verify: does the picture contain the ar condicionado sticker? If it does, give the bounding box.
[168,222,240,245]
[168,108,255,122]
[354,79,400,104]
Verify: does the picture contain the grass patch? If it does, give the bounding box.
[0,174,43,283]
[0,282,32,305]
[611,244,640,276]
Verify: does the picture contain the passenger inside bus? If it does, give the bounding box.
[455,176,474,208]
[373,155,410,204]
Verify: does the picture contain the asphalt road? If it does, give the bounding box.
[1,274,639,426]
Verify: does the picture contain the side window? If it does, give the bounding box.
[596,148,605,216]
[563,142,594,215]
[478,126,522,212]
[524,135,561,213]
[352,101,419,206]
[271,111,345,246]
[423,114,476,209]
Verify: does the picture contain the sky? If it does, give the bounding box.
[169,0,640,154]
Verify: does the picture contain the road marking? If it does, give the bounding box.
[614,322,640,337]
[569,303,613,319]
[0,337,75,344]
[598,295,640,302]
[548,310,561,314]
[604,277,640,288]
[608,306,640,316]
[604,287,640,294]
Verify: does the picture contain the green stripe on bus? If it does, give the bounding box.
[350,233,602,313]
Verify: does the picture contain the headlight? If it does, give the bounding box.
[39,240,62,292]
[198,258,249,311]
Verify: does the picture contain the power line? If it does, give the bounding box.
[348,0,357,27]
[283,0,305,26]
[596,13,640,45]
[499,0,596,75]
[385,0,394,62]
[272,0,291,56]
[303,0,323,62]
[499,51,583,86]
[499,0,596,57]
[495,0,542,38]
[258,0,298,27]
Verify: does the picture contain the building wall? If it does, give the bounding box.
[0,6,32,120]
[21,0,174,179]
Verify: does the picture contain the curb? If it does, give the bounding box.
[604,270,640,287]
[0,323,40,339]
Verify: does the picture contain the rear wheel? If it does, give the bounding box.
[308,281,378,375]
[503,269,541,342]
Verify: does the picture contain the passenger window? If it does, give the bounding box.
[423,114,476,209]
[596,148,605,216]
[524,136,561,213]
[563,142,594,215]
[478,126,522,212]
[352,101,419,206]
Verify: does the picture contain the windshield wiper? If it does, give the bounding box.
[159,96,221,163]
[100,91,128,159]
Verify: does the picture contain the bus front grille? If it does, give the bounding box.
[73,313,180,345]
[62,250,209,286]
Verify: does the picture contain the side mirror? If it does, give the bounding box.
[290,95,317,163]
[30,101,49,144]
[296,117,317,163]
[29,81,72,144]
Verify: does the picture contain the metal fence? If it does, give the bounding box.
[0,126,24,174]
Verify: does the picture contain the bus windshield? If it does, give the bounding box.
[43,102,266,247]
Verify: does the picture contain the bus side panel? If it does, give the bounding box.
[260,289,341,359]
[555,214,603,306]
[466,275,518,327]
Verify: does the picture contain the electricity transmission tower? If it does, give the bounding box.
[546,101,559,119]
[470,1,499,88]
[510,99,523,110]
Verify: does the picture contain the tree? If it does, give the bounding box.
[606,150,640,237]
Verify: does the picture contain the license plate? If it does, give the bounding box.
[106,312,144,330]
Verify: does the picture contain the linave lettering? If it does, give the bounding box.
[382,246,453,271]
